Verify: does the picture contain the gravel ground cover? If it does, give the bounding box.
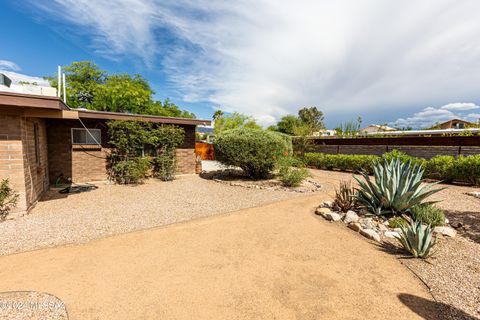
[0,291,68,320]
[0,175,304,256]
[310,169,480,319]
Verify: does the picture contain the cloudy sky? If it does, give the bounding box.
[1,0,480,128]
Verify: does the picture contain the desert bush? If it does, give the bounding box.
[0,179,19,221]
[455,155,480,185]
[355,158,444,216]
[395,220,436,258]
[276,156,309,187]
[425,155,456,182]
[111,157,151,184]
[388,216,409,229]
[334,180,356,212]
[303,153,377,174]
[411,204,445,227]
[154,150,176,181]
[214,128,291,179]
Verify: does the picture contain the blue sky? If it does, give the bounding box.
[1,1,480,128]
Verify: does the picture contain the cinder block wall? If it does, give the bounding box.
[0,115,48,212]
[309,144,480,158]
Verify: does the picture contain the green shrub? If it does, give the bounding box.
[355,158,445,215]
[0,179,19,221]
[214,128,291,179]
[154,151,176,181]
[111,157,151,184]
[276,156,309,187]
[455,155,480,185]
[382,150,426,168]
[303,153,378,174]
[334,180,356,212]
[388,216,409,229]
[411,204,445,227]
[425,155,456,182]
[395,220,436,258]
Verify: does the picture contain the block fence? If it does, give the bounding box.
[305,136,480,158]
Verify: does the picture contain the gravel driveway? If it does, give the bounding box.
[0,175,305,256]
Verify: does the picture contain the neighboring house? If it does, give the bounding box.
[359,124,396,134]
[0,91,210,213]
[436,119,473,129]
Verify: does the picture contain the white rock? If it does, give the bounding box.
[384,231,400,239]
[315,207,331,218]
[348,222,361,232]
[466,191,480,199]
[320,201,333,208]
[434,226,457,238]
[326,212,342,222]
[343,210,359,224]
[360,229,381,242]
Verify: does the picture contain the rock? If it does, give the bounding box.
[325,212,342,222]
[466,191,480,199]
[348,222,361,232]
[360,217,374,230]
[315,207,331,218]
[343,210,359,224]
[445,218,449,224]
[434,226,457,238]
[384,231,400,239]
[378,223,388,232]
[360,229,381,242]
[451,221,463,229]
[319,201,333,208]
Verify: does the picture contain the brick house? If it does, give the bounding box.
[0,92,210,213]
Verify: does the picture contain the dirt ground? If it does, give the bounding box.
[0,195,444,320]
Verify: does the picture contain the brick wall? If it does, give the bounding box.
[47,120,198,182]
[0,115,48,212]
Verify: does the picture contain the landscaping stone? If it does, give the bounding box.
[320,201,333,208]
[348,222,361,232]
[434,226,457,238]
[326,212,342,222]
[384,231,400,239]
[360,229,381,242]
[360,217,375,230]
[343,210,359,224]
[315,207,331,217]
[466,191,480,199]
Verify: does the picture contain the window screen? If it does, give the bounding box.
[71,128,101,145]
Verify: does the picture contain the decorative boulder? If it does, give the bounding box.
[343,210,359,224]
[348,222,361,232]
[315,207,332,218]
[384,231,400,239]
[360,229,381,242]
[433,226,457,238]
[326,212,342,221]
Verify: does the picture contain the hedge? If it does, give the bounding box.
[303,150,480,185]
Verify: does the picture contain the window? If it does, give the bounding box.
[71,128,102,145]
[33,123,40,165]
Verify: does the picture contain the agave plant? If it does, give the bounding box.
[334,180,356,212]
[354,158,444,216]
[395,219,436,258]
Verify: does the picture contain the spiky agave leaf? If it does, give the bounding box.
[395,220,436,258]
[354,158,445,216]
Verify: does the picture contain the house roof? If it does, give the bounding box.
[360,124,396,131]
[437,118,473,126]
[0,91,211,126]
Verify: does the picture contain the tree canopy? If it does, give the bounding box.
[269,106,326,136]
[213,111,261,134]
[47,61,195,118]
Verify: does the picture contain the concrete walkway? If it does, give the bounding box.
[0,195,441,319]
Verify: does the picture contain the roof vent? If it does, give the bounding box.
[0,73,12,88]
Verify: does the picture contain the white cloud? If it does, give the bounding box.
[440,102,480,111]
[28,0,480,125]
[0,60,20,71]
[392,102,480,128]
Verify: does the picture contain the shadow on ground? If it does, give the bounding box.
[444,210,480,244]
[398,294,479,320]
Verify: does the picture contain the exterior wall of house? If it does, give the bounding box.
[47,119,198,183]
[0,114,48,212]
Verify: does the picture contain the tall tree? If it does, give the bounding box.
[277,115,302,135]
[298,107,325,132]
[214,112,261,134]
